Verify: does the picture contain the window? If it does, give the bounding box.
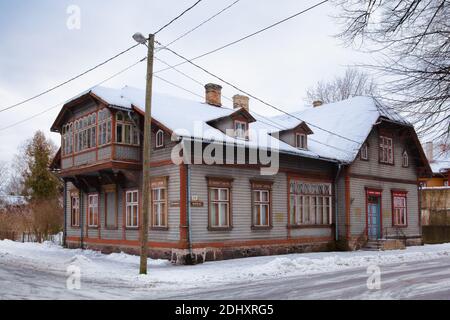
[88,194,99,227]
[125,190,139,228]
[295,133,307,149]
[392,192,407,226]
[156,130,164,148]
[251,181,272,228]
[379,136,394,164]
[61,123,74,156]
[151,178,168,228]
[402,150,409,167]
[98,109,112,146]
[360,143,369,160]
[419,181,427,188]
[289,180,332,225]
[116,112,139,145]
[234,121,248,139]
[445,180,449,187]
[208,178,233,229]
[70,194,80,227]
[73,112,97,153]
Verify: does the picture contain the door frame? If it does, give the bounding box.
[365,188,383,239]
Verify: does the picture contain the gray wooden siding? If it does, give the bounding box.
[98,146,112,161]
[115,145,141,161]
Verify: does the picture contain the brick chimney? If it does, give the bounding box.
[205,83,222,107]
[425,141,433,162]
[233,94,249,111]
[313,100,323,108]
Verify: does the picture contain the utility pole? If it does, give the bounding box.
[138,33,155,274]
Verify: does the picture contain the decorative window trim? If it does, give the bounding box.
[87,193,99,228]
[125,189,139,228]
[295,133,307,150]
[379,135,394,165]
[402,150,409,167]
[155,129,165,148]
[391,190,408,227]
[250,180,273,229]
[150,177,169,229]
[207,177,233,230]
[70,193,80,227]
[289,179,333,226]
[360,143,369,161]
[234,120,248,140]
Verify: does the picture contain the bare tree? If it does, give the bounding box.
[0,161,8,194]
[306,67,377,104]
[332,0,450,142]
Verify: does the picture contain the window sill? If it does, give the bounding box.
[208,226,233,231]
[392,224,408,228]
[379,161,395,166]
[125,227,139,230]
[88,226,99,229]
[251,225,273,231]
[288,224,333,229]
[150,226,169,231]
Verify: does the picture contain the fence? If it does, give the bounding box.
[0,230,63,245]
[422,226,450,244]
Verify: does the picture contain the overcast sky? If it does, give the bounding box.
[0,0,372,164]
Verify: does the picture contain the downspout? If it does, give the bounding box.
[63,179,67,247]
[186,165,193,259]
[334,163,343,242]
[79,190,84,249]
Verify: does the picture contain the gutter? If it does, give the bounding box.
[63,180,67,247]
[334,163,343,241]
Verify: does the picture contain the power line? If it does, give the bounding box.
[0,57,147,132]
[159,44,362,146]
[153,74,204,99]
[154,0,204,35]
[154,0,329,73]
[0,43,140,114]
[159,0,241,48]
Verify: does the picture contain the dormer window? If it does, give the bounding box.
[234,120,248,140]
[295,133,307,149]
[379,135,394,164]
[402,150,409,167]
[360,143,369,160]
[156,129,164,148]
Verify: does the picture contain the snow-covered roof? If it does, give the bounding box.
[59,86,413,164]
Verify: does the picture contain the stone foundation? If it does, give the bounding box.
[66,240,335,265]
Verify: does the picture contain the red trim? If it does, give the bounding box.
[365,188,383,239]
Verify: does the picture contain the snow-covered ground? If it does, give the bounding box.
[1,240,450,299]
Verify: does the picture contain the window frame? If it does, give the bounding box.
[402,150,409,167]
[289,179,333,227]
[125,189,139,228]
[360,143,369,161]
[70,193,80,227]
[116,111,140,146]
[98,108,112,146]
[150,177,169,229]
[392,191,408,227]
[251,180,273,229]
[87,193,99,228]
[379,135,394,165]
[295,133,307,150]
[207,177,233,230]
[234,120,248,140]
[155,129,165,148]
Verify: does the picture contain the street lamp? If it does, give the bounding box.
[133,32,155,275]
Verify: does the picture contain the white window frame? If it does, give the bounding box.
[87,194,99,227]
[71,195,80,227]
[360,143,369,160]
[379,136,394,164]
[98,109,112,146]
[402,150,409,167]
[253,190,270,227]
[209,187,230,228]
[392,194,407,227]
[234,120,248,140]
[295,133,307,149]
[156,129,164,148]
[289,181,332,226]
[151,187,167,227]
[116,112,140,146]
[125,190,139,228]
